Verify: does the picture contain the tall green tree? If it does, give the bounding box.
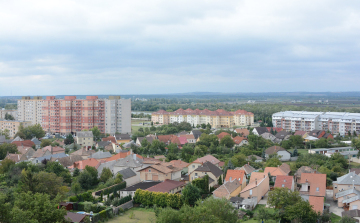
[182,184,201,206]
[220,135,235,148]
[99,167,113,183]
[90,126,101,141]
[64,134,74,145]
[0,143,18,160]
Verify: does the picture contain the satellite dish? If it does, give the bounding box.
[90,211,93,215]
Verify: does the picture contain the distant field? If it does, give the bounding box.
[131,119,151,133]
[107,208,156,223]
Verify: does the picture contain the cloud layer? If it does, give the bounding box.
[0,0,359,95]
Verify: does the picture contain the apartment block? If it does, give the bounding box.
[272,111,360,136]
[17,96,44,125]
[0,119,31,137]
[152,108,254,128]
[0,109,18,120]
[104,96,131,135]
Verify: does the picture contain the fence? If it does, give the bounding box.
[113,200,134,215]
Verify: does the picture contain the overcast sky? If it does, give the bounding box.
[0,0,359,96]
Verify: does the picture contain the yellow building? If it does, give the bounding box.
[0,120,32,138]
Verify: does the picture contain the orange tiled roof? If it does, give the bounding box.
[309,196,324,213]
[102,136,116,144]
[191,155,220,165]
[274,175,294,189]
[264,167,287,177]
[225,170,246,184]
[167,160,189,169]
[235,129,250,136]
[180,134,195,140]
[70,158,100,170]
[299,173,326,197]
[157,135,173,143]
[217,132,230,140]
[249,172,267,183]
[12,140,35,147]
[233,136,246,145]
[105,151,131,162]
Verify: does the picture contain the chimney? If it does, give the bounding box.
[255,178,257,185]
[248,162,249,165]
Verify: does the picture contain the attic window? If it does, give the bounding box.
[282,184,285,187]
[284,179,286,182]
[149,169,151,172]
[316,187,319,191]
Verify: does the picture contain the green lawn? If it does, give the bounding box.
[288,148,308,155]
[107,208,156,223]
[131,119,152,134]
[350,162,360,168]
[330,213,341,223]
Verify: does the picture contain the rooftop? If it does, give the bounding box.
[147,179,185,193]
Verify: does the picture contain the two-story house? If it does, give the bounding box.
[76,131,94,149]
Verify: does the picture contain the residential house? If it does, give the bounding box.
[190,130,202,140]
[260,133,276,142]
[274,131,292,142]
[96,141,111,150]
[322,133,334,139]
[240,174,269,204]
[224,170,246,189]
[97,160,117,176]
[247,155,263,163]
[76,131,94,149]
[117,168,140,187]
[299,173,326,214]
[113,154,144,175]
[187,154,220,174]
[89,151,112,161]
[71,148,96,159]
[217,132,231,140]
[333,172,360,201]
[189,161,223,186]
[32,148,51,159]
[304,136,319,142]
[233,136,248,147]
[32,153,68,164]
[0,135,5,145]
[12,140,35,148]
[234,128,250,137]
[138,163,182,181]
[229,196,258,210]
[147,179,185,194]
[180,134,196,144]
[102,136,117,144]
[105,151,141,162]
[265,146,291,161]
[5,153,27,163]
[294,166,315,183]
[178,136,188,145]
[335,188,360,208]
[218,161,225,168]
[294,131,308,138]
[266,127,283,133]
[17,146,35,159]
[274,175,295,191]
[52,155,83,168]
[249,172,267,183]
[236,163,256,178]
[136,136,156,146]
[213,180,243,199]
[42,146,65,155]
[114,133,131,143]
[31,137,41,149]
[166,160,189,173]
[252,127,269,136]
[65,212,87,223]
[120,181,161,198]
[309,130,326,139]
[70,158,101,170]
[157,135,173,145]
[350,169,360,175]
[264,164,289,182]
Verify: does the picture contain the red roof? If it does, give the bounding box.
[147,179,185,193]
[233,136,246,145]
[102,136,116,144]
[266,127,283,132]
[153,108,253,116]
[105,151,131,162]
[178,136,188,145]
[294,131,307,136]
[218,161,225,167]
[274,175,294,189]
[12,140,35,147]
[157,135,172,143]
[235,129,250,136]
[70,158,100,170]
[298,173,326,197]
[225,170,246,184]
[217,132,230,140]
[309,196,324,213]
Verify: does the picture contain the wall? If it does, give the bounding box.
[124,176,141,187]
[350,200,360,210]
[113,200,134,214]
[277,151,291,161]
[139,168,170,181]
[188,163,202,174]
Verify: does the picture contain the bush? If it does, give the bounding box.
[77,202,106,213]
[111,195,132,207]
[133,189,182,209]
[69,191,94,202]
[94,181,126,196]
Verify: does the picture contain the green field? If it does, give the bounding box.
[131,119,152,134]
[107,208,156,223]
[288,148,308,155]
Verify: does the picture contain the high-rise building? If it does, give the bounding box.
[152,108,254,128]
[0,119,31,137]
[18,96,131,135]
[17,96,44,125]
[0,109,18,120]
[272,111,360,136]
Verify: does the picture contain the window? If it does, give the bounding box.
[149,169,151,172]
[230,177,232,181]
[282,184,285,187]
[250,190,252,195]
[316,187,319,191]
[195,173,198,176]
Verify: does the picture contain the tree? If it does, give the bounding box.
[218,175,223,185]
[315,138,329,148]
[15,124,45,139]
[114,173,123,184]
[0,143,18,160]
[206,123,211,129]
[166,153,177,162]
[339,216,357,223]
[99,167,113,183]
[40,139,52,148]
[220,135,235,148]
[64,134,74,145]
[4,113,15,120]
[256,206,272,222]
[90,126,101,141]
[33,172,67,199]
[182,184,201,206]
[71,182,81,195]
[78,171,94,190]
[0,129,10,139]
[267,188,302,209]
[73,168,80,177]
[284,199,317,222]
[201,124,206,129]
[266,156,282,167]
[230,153,247,167]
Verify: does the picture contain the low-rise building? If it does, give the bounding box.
[240,173,269,204]
[117,168,140,187]
[147,179,186,194]
[294,166,315,183]
[274,175,295,191]
[70,158,101,170]
[120,181,161,198]
[213,180,242,199]
[71,148,96,160]
[187,154,220,174]
[233,136,248,147]
[299,173,326,214]
[138,163,182,181]
[189,161,223,185]
[76,131,94,149]
[265,146,291,161]
[114,133,131,144]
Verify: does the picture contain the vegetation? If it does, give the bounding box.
[15,124,45,140]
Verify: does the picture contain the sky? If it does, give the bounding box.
[0,0,359,95]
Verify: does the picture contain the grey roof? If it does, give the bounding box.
[120,181,161,192]
[191,130,202,139]
[55,155,83,167]
[31,137,41,145]
[137,136,155,144]
[343,195,360,204]
[229,196,244,203]
[123,141,137,148]
[0,135,5,144]
[275,131,292,140]
[32,153,68,164]
[223,180,241,194]
[114,154,143,168]
[97,141,111,148]
[261,132,275,140]
[236,164,256,175]
[253,127,268,135]
[194,161,223,178]
[336,188,360,199]
[11,136,23,142]
[115,134,131,140]
[76,131,93,138]
[118,168,137,179]
[336,172,360,185]
[97,160,117,177]
[351,169,360,175]
[90,151,112,159]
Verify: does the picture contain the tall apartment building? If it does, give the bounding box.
[17,96,44,125]
[0,109,18,120]
[0,119,31,137]
[152,108,254,128]
[18,96,131,135]
[272,111,360,136]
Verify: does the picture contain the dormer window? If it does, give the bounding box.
[316,187,319,191]
[149,169,151,172]
[230,177,232,181]
[282,184,285,187]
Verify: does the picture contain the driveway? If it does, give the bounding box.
[326,189,342,217]
[258,192,269,207]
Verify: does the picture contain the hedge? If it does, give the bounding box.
[133,189,182,209]
[74,202,106,213]
[112,195,132,207]
[94,181,126,196]
[69,192,94,202]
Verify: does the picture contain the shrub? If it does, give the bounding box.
[134,189,182,209]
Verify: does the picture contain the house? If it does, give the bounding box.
[224,170,246,189]
[113,154,144,175]
[64,212,87,223]
[249,172,267,183]
[333,172,360,201]
[190,130,202,140]
[136,136,156,145]
[12,140,35,148]
[96,141,112,150]
[71,148,96,159]
[53,155,83,168]
[187,154,220,174]
[120,181,162,198]
[322,133,334,139]
[299,173,326,214]
[189,161,223,186]
[335,188,360,209]
[236,163,256,178]
[294,166,315,183]
[70,158,101,170]
[240,174,269,204]
[178,136,188,145]
[114,133,131,144]
[213,180,243,199]
[0,135,5,145]
[102,136,117,144]
[233,136,248,146]
[166,160,189,173]
[260,133,276,142]
[264,164,289,182]
[179,134,196,144]
[252,127,268,136]
[4,153,27,163]
[294,131,308,138]
[32,153,68,164]
[31,137,41,149]
[274,175,295,191]
[17,146,35,159]
[229,196,258,210]
[266,127,284,133]
[89,151,112,161]
[217,132,231,140]
[76,131,94,149]
[138,163,182,181]
[32,148,51,158]
[218,161,225,168]
[265,146,291,161]
[117,168,140,187]
[274,131,292,142]
[350,169,360,175]
[304,136,319,142]
[247,155,263,163]
[308,130,326,139]
[234,128,250,137]
[157,135,173,145]
[59,202,73,211]
[42,146,65,155]
[147,179,185,194]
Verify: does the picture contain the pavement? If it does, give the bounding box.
[258,192,269,207]
[326,189,343,217]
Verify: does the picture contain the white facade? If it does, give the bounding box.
[272,111,360,136]
[0,109,18,120]
[104,96,131,135]
[17,96,44,125]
